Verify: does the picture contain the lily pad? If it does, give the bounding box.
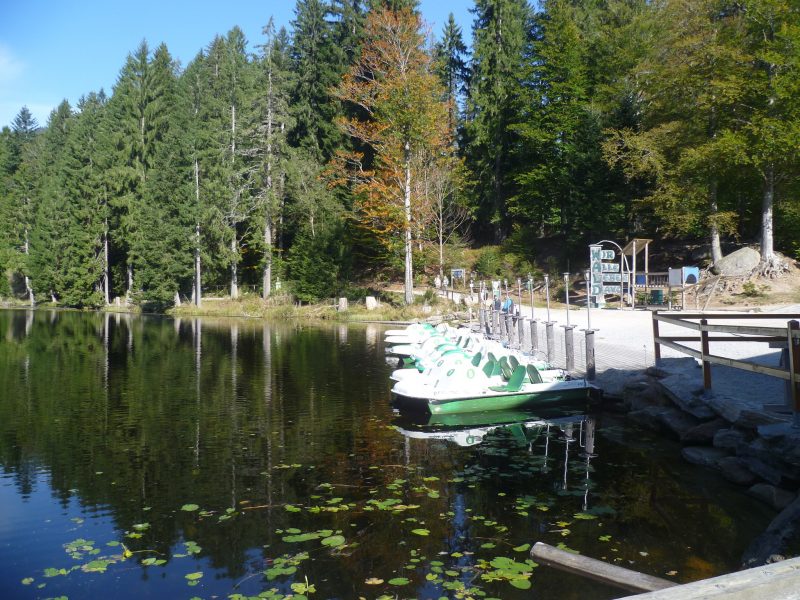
[411,528,430,536]
[181,504,200,512]
[322,535,345,547]
[388,577,410,586]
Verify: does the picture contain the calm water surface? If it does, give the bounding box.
[0,310,777,599]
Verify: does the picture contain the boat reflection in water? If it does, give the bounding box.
[393,409,598,507]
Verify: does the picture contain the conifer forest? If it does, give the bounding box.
[1,0,798,309]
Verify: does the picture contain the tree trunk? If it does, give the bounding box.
[23,226,34,306]
[103,221,110,305]
[194,158,202,307]
[709,180,723,264]
[126,264,133,303]
[263,217,272,300]
[230,236,239,299]
[760,164,775,265]
[439,213,444,285]
[404,142,414,305]
[263,54,273,302]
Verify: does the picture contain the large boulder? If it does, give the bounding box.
[712,247,760,276]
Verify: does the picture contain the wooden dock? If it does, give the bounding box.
[531,542,800,599]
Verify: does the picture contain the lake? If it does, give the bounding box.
[0,309,777,599]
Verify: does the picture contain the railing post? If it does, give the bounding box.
[700,318,711,394]
[789,320,800,428]
[652,310,661,365]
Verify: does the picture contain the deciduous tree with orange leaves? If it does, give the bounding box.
[332,7,451,304]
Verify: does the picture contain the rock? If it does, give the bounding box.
[718,457,757,486]
[659,408,700,439]
[682,446,728,469]
[742,495,800,568]
[739,456,784,486]
[712,247,760,276]
[625,381,670,412]
[645,366,669,378]
[658,380,718,420]
[628,406,669,432]
[596,368,644,399]
[714,428,749,451]
[747,483,796,511]
[682,418,729,445]
[422,304,432,314]
[733,408,787,429]
[365,296,378,310]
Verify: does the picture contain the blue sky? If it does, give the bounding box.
[0,1,474,129]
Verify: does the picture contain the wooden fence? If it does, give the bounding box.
[652,311,800,416]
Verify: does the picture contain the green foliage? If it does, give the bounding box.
[2,1,798,307]
[473,247,503,278]
[287,232,339,303]
[464,0,532,242]
[741,281,765,298]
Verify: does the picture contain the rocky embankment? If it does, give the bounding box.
[601,362,800,567]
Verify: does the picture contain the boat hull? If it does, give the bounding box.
[392,381,600,415]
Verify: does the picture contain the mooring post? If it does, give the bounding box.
[564,325,576,372]
[506,313,515,346]
[546,322,555,364]
[518,310,525,349]
[492,309,499,336]
[789,320,800,429]
[700,318,712,393]
[544,274,554,362]
[531,319,539,354]
[652,310,661,365]
[584,329,596,380]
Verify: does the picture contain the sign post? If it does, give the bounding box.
[589,244,622,308]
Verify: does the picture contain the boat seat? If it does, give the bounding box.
[471,352,483,367]
[482,359,502,378]
[509,355,520,370]
[498,356,512,380]
[489,365,527,392]
[526,364,544,384]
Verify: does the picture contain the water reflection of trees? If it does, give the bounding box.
[0,311,405,586]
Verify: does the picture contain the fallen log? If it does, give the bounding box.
[530,542,677,594]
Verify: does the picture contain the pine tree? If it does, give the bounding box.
[202,28,258,299]
[134,44,195,306]
[434,13,469,145]
[6,106,40,304]
[290,0,346,161]
[463,0,531,242]
[253,20,295,298]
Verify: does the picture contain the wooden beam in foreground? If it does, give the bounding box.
[530,542,677,594]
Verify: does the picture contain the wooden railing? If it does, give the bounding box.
[652,312,800,418]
